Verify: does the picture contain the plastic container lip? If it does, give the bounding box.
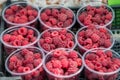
[2,2,39,26]
[38,28,77,53]
[75,26,115,51]
[5,47,45,76]
[76,2,115,27]
[43,48,84,78]
[38,5,76,29]
[0,25,40,48]
[82,48,120,75]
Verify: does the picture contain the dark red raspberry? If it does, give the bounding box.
[44,37,52,44]
[91,33,100,42]
[69,51,78,59]
[65,10,73,19]
[52,8,59,17]
[58,13,67,22]
[40,12,48,21]
[52,60,62,68]
[3,34,11,42]
[42,43,50,51]
[44,9,51,15]
[61,59,69,69]
[18,27,27,36]
[49,18,57,25]
[5,9,13,15]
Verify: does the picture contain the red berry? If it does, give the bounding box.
[44,9,51,15]
[58,13,67,22]
[65,10,73,19]
[91,33,100,42]
[69,50,78,59]
[40,12,48,21]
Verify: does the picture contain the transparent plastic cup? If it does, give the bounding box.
[2,2,39,27]
[43,48,84,80]
[76,2,115,29]
[38,6,76,31]
[75,26,115,54]
[38,28,77,54]
[0,25,40,55]
[5,47,45,80]
[82,48,120,80]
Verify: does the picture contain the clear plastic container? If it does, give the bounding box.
[2,2,39,27]
[82,48,120,80]
[38,28,77,53]
[5,47,45,80]
[76,2,115,29]
[75,26,115,54]
[0,25,40,55]
[38,6,76,31]
[43,48,84,80]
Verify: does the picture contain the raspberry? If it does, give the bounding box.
[33,59,42,67]
[84,20,92,26]
[49,18,57,25]
[23,67,31,72]
[20,9,27,15]
[99,28,107,33]
[78,37,84,45]
[9,55,18,62]
[59,34,66,40]
[105,50,112,57]
[34,53,41,59]
[66,41,74,48]
[52,8,59,17]
[87,10,95,16]
[104,39,111,48]
[45,21,52,27]
[12,40,21,46]
[61,59,69,69]
[27,10,33,16]
[32,70,40,77]
[59,29,67,35]
[57,22,63,27]
[53,49,62,58]
[42,43,50,51]
[5,9,13,15]
[50,44,55,50]
[91,33,100,42]
[18,27,27,36]
[24,74,32,80]
[7,15,14,22]
[75,58,82,67]
[63,19,71,27]
[79,12,87,22]
[28,16,35,21]
[46,61,53,71]
[52,60,62,68]
[40,12,48,21]
[51,31,59,37]
[42,31,51,38]
[65,10,73,19]
[10,5,18,11]
[58,13,67,22]
[67,67,79,74]
[98,38,105,46]
[3,34,11,42]
[69,51,78,59]
[112,58,120,67]
[17,66,24,73]
[25,64,34,70]
[65,33,73,40]
[26,5,33,10]
[44,37,52,44]
[86,53,96,61]
[32,9,38,17]
[44,9,51,15]
[39,39,44,45]
[51,68,63,75]
[60,8,67,13]
[105,12,112,20]
[85,60,95,69]
[85,29,93,38]
[9,35,16,41]
[78,30,85,37]
[69,60,78,68]
[84,38,92,45]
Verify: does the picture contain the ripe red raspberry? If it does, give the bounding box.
[39,39,44,45]
[78,30,85,37]
[66,41,74,48]
[25,64,34,70]
[3,34,11,42]
[85,29,93,38]
[33,59,42,67]
[59,34,66,40]
[63,19,71,27]
[32,9,38,17]
[27,10,33,16]
[105,50,112,57]
[23,67,31,72]
[49,17,57,25]
[51,68,64,75]
[45,21,52,27]
[75,58,82,67]
[65,33,73,40]
[34,53,41,59]
[67,67,79,74]
[78,37,84,45]
[44,37,52,44]
[5,9,13,15]
[69,51,78,59]
[10,5,18,11]
[18,27,27,36]
[40,12,48,21]
[52,36,62,45]
[42,31,51,38]
[61,59,69,69]
[7,15,14,22]
[17,66,24,73]
[51,31,59,37]
[98,38,105,46]
[59,29,67,35]
[52,8,59,17]
[104,39,111,48]
[58,13,67,22]
[24,74,32,80]
[65,10,73,19]
[41,43,50,51]
[84,38,92,45]
[28,16,35,21]
[52,60,62,68]
[53,49,62,58]
[105,12,112,20]
[86,53,97,61]
[91,33,100,42]
[60,8,67,13]
[85,60,95,69]
[20,9,27,15]
[79,12,87,22]
[46,61,53,71]
[50,44,55,50]
[44,9,51,15]
[69,59,78,68]
[57,22,63,27]
[9,55,18,62]
[112,58,120,67]
[12,39,21,46]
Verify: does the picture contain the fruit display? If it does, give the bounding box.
[39,6,75,30]
[5,47,45,80]
[38,29,76,53]
[0,26,39,54]
[76,26,114,53]
[43,48,83,80]
[83,48,120,80]
[2,2,39,27]
[77,5,114,28]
